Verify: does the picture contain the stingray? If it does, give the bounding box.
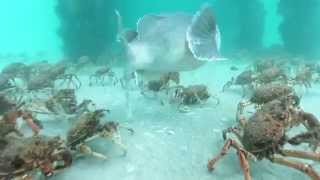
[116,3,223,75]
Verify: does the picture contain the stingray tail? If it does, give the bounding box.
[186,4,222,61]
[115,10,124,42]
[115,10,137,44]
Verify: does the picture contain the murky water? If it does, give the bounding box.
[1,1,320,180]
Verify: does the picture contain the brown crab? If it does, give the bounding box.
[1,62,29,81]
[45,89,78,115]
[167,84,218,112]
[27,89,93,119]
[207,98,320,180]
[239,83,299,112]
[47,63,82,89]
[89,66,117,86]
[28,61,52,76]
[26,63,81,91]
[141,72,180,97]
[291,65,314,88]
[222,70,255,96]
[67,109,133,160]
[0,73,16,92]
[73,56,92,71]
[254,59,276,73]
[255,66,288,85]
[0,94,41,136]
[287,112,320,151]
[0,136,72,180]
[172,85,211,105]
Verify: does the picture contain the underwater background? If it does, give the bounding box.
[0,1,320,180]
[0,0,283,60]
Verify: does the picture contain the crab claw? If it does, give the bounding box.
[21,111,40,135]
[52,149,73,171]
[38,160,54,177]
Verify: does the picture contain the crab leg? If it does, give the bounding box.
[222,79,233,92]
[238,100,252,113]
[207,139,252,180]
[100,130,128,155]
[119,125,135,135]
[271,156,320,180]
[302,112,320,131]
[21,112,40,135]
[241,85,249,98]
[101,75,106,86]
[78,144,107,160]
[236,102,247,127]
[84,134,100,143]
[193,92,205,106]
[211,95,220,107]
[281,149,320,161]
[89,75,95,86]
[288,132,319,151]
[237,148,251,180]
[72,75,82,89]
[208,139,235,172]
[111,133,127,155]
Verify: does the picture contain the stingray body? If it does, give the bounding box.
[116,4,221,74]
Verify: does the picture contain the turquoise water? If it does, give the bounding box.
[0,0,281,59]
[1,1,320,180]
[0,0,60,59]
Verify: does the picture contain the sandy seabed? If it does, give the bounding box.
[7,59,320,180]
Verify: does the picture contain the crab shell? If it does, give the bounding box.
[250,84,293,105]
[27,75,54,91]
[49,64,67,78]
[242,112,286,160]
[255,59,275,73]
[46,89,78,114]
[182,85,210,105]
[235,70,254,85]
[1,62,28,78]
[0,136,72,178]
[258,67,286,83]
[67,110,106,148]
[147,80,164,92]
[0,121,18,137]
[95,67,111,75]
[160,72,180,85]
[0,73,14,91]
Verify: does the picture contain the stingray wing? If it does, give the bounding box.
[136,13,191,42]
[186,4,221,61]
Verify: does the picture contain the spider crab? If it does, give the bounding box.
[67,109,134,160]
[0,94,41,136]
[222,70,255,96]
[26,63,81,92]
[0,136,72,180]
[255,66,287,85]
[239,83,300,111]
[28,88,94,118]
[89,66,118,86]
[0,73,17,92]
[166,84,219,112]
[207,97,320,179]
[141,72,180,96]
[290,65,315,88]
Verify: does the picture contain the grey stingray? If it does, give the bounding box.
[116,4,222,74]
